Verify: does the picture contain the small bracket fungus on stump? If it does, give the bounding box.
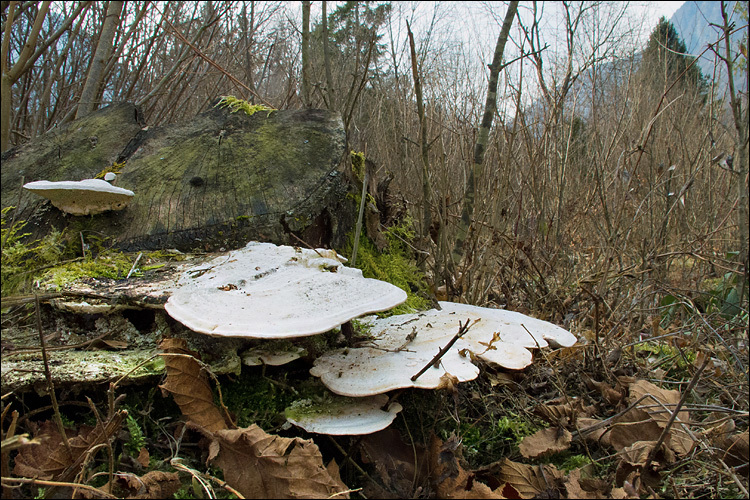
[285,394,402,435]
[310,301,577,397]
[164,241,408,338]
[23,179,134,215]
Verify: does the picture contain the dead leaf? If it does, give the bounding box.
[718,429,749,474]
[137,447,150,468]
[87,470,181,499]
[563,469,605,499]
[13,421,65,479]
[519,427,572,458]
[360,428,427,498]
[428,435,503,499]
[494,458,562,499]
[627,379,694,455]
[576,417,609,445]
[159,339,228,433]
[584,376,623,404]
[608,408,662,452]
[208,424,349,499]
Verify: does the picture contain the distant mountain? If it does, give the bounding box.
[669,0,746,93]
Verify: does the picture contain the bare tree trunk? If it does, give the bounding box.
[1,1,51,151]
[406,20,431,252]
[719,1,749,304]
[301,0,311,107]
[452,0,519,264]
[322,0,334,109]
[76,0,123,119]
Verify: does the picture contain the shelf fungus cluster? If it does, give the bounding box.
[162,242,577,435]
[160,241,410,435]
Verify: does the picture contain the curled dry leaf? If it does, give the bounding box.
[626,379,694,455]
[495,458,563,499]
[208,424,349,499]
[518,427,572,458]
[87,470,181,499]
[608,408,662,452]
[428,435,502,499]
[360,428,428,498]
[158,338,228,433]
[13,413,126,483]
[563,469,607,499]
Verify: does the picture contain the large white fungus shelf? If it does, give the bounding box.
[164,242,407,338]
[310,301,577,397]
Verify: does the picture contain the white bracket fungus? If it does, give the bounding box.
[285,394,402,435]
[310,301,577,397]
[242,344,307,366]
[23,179,134,215]
[164,242,407,338]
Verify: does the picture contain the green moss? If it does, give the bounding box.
[350,150,365,181]
[39,251,135,290]
[215,95,276,117]
[342,216,432,315]
[1,207,69,296]
[94,160,125,179]
[220,370,295,429]
[557,453,593,471]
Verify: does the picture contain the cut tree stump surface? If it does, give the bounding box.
[1,102,350,252]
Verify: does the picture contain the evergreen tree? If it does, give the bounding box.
[641,16,707,94]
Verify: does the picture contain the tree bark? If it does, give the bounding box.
[720,1,749,304]
[1,1,51,151]
[322,0,334,109]
[76,0,124,119]
[301,0,311,107]
[406,21,431,251]
[452,0,519,264]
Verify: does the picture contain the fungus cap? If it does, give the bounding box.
[242,345,307,366]
[164,242,407,338]
[310,301,577,397]
[285,394,402,435]
[23,179,134,215]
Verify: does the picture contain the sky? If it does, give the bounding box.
[648,1,686,24]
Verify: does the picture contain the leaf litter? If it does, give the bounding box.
[2,307,747,498]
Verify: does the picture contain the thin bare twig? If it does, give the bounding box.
[411,318,479,381]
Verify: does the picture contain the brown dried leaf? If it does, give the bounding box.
[360,428,427,497]
[13,421,65,479]
[534,398,593,426]
[208,424,349,499]
[608,408,662,452]
[159,339,227,433]
[718,429,749,473]
[563,469,605,499]
[13,415,124,484]
[576,417,609,445]
[584,376,623,405]
[428,435,503,499]
[627,379,694,455]
[519,427,572,458]
[496,458,562,499]
[89,470,181,499]
[136,447,150,468]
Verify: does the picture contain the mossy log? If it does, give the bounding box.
[1,102,352,252]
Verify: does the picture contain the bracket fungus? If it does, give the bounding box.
[23,179,134,215]
[164,242,407,338]
[241,344,307,366]
[285,394,402,435]
[310,301,577,397]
